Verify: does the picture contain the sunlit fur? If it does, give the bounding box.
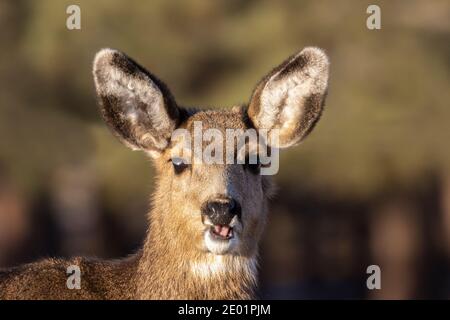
[133,108,274,299]
[0,47,329,300]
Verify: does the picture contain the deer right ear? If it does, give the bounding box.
[93,49,181,157]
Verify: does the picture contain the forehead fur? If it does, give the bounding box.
[181,106,252,132]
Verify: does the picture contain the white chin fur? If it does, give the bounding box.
[204,230,238,255]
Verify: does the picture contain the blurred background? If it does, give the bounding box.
[0,0,449,299]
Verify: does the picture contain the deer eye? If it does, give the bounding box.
[246,163,261,175]
[244,155,261,175]
[171,157,189,174]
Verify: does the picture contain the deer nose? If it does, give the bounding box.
[203,197,241,225]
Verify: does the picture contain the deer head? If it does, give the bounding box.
[93,47,329,260]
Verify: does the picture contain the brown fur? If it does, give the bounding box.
[0,48,329,300]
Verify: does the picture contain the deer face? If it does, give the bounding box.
[157,110,273,256]
[93,48,329,256]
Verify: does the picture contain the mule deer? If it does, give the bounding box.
[0,47,329,299]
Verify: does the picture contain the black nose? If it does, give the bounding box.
[203,197,241,225]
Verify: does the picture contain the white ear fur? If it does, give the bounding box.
[248,47,329,148]
[93,48,180,156]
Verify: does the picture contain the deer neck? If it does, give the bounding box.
[133,205,258,299]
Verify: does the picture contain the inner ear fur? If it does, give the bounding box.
[93,48,181,155]
[247,47,330,148]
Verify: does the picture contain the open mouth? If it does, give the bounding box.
[210,225,234,241]
[204,222,239,254]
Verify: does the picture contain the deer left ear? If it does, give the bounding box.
[247,47,330,148]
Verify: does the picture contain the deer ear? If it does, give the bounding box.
[247,47,329,148]
[93,48,181,157]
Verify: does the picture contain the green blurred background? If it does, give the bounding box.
[0,0,449,298]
